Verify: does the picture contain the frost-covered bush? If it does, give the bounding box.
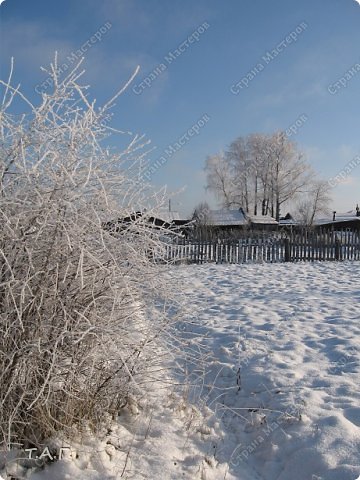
[0,56,178,447]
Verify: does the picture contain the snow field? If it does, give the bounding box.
[175,262,360,480]
[1,261,359,480]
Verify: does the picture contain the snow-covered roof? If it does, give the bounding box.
[316,217,360,226]
[337,209,358,218]
[279,218,299,225]
[315,210,360,226]
[207,209,278,226]
[208,209,248,226]
[155,211,184,223]
[247,214,278,225]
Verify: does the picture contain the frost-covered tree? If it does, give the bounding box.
[0,56,180,447]
[192,201,211,223]
[268,132,312,221]
[191,201,212,240]
[204,153,237,209]
[295,179,332,226]
[205,132,315,221]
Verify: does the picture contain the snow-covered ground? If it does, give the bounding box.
[177,262,360,480]
[2,262,360,480]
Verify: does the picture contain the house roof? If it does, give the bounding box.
[316,216,360,226]
[247,214,278,225]
[155,211,182,223]
[206,209,278,226]
[279,213,299,226]
[208,209,248,226]
[315,209,360,226]
[279,218,299,225]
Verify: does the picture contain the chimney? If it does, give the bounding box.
[333,211,336,221]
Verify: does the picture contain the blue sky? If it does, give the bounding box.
[1,0,360,217]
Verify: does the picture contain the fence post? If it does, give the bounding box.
[335,236,341,261]
[284,238,291,262]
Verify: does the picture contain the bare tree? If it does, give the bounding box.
[226,136,252,212]
[192,201,211,222]
[192,201,211,240]
[268,132,312,221]
[205,131,314,221]
[295,179,332,226]
[204,153,236,209]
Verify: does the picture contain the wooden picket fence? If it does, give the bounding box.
[162,228,360,264]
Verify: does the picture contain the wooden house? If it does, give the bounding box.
[315,206,360,231]
[104,210,191,238]
[192,208,278,240]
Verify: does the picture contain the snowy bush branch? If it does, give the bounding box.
[0,55,182,449]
